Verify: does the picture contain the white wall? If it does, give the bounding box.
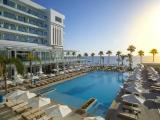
[48,9,65,48]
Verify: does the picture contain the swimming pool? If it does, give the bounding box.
[42,71,127,116]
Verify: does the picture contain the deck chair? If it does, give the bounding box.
[22,108,39,117]
[5,100,24,107]
[15,105,32,113]
[122,105,141,113]
[37,115,52,120]
[12,102,27,111]
[118,112,138,120]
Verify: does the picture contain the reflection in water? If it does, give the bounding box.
[63,83,96,95]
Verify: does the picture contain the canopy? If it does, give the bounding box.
[32,76,39,80]
[6,90,26,101]
[125,86,142,94]
[28,97,51,108]
[15,91,36,102]
[7,80,13,85]
[45,104,72,118]
[84,116,105,120]
[122,94,141,105]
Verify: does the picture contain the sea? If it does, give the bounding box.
[86,56,160,67]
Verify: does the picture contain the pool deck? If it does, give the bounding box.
[0,71,91,120]
[0,103,84,120]
[106,67,160,120]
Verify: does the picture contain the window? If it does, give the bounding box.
[55,16,62,23]
[4,22,10,29]
[18,35,28,42]
[0,21,3,28]
[10,24,16,30]
[17,4,27,12]
[37,30,43,36]
[4,33,16,41]
[29,27,36,34]
[29,18,36,25]
[44,32,47,36]
[0,33,2,39]
[3,0,15,8]
[28,36,38,43]
[4,11,16,20]
[18,26,27,32]
[18,16,26,22]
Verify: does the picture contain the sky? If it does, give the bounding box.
[33,0,160,55]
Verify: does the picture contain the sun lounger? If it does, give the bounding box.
[37,115,52,120]
[12,102,27,111]
[15,105,31,113]
[151,86,160,89]
[118,112,138,120]
[123,101,139,107]
[150,88,160,92]
[22,108,39,117]
[5,100,24,107]
[25,110,45,120]
[122,105,141,113]
[34,110,45,118]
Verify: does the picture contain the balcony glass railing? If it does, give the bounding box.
[2,0,48,20]
[1,10,48,29]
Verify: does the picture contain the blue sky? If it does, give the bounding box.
[33,0,160,55]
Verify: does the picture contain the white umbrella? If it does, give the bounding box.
[28,97,51,108]
[32,76,39,80]
[50,74,55,77]
[53,69,58,72]
[7,80,13,85]
[15,91,36,102]
[84,116,105,120]
[16,77,25,84]
[45,104,72,118]
[6,90,26,101]
[125,86,142,94]
[122,94,143,105]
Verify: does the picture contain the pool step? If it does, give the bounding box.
[80,98,97,111]
[75,98,97,115]
[88,102,107,116]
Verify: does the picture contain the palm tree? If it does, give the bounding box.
[91,53,95,64]
[0,55,24,93]
[127,45,136,53]
[127,53,132,69]
[77,54,82,58]
[27,51,40,82]
[120,54,127,66]
[84,53,88,65]
[66,51,70,63]
[138,50,144,63]
[72,51,76,58]
[77,54,82,64]
[127,45,136,70]
[98,51,103,65]
[116,51,121,66]
[106,50,112,65]
[102,56,104,66]
[150,49,158,62]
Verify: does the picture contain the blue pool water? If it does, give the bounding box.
[42,71,127,116]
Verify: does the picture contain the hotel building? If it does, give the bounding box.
[0,0,77,77]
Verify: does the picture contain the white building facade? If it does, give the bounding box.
[0,0,65,75]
